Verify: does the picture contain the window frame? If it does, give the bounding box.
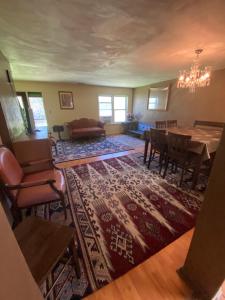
[98,95,113,122]
[98,94,128,124]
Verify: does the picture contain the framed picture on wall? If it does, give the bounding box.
[59,91,74,109]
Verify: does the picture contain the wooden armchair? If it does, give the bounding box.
[0,146,67,224]
[193,120,225,129]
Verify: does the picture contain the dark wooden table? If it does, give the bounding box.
[144,127,222,163]
[14,216,80,297]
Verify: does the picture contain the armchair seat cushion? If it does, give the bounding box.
[17,169,65,208]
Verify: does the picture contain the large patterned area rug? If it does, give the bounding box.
[52,136,135,163]
[63,152,203,294]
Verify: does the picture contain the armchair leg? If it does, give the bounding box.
[44,204,49,219]
[70,239,81,279]
[61,195,67,220]
[12,207,22,226]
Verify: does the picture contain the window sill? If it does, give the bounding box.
[105,122,123,125]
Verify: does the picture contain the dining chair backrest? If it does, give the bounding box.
[167,132,191,162]
[193,120,225,129]
[150,128,167,153]
[155,121,167,129]
[167,120,177,128]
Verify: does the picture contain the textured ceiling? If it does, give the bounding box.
[0,0,225,87]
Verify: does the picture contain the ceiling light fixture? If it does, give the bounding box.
[177,49,211,93]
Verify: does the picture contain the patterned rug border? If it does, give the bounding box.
[63,152,203,294]
[64,168,98,292]
[53,138,134,164]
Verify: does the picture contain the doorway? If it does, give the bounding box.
[17,92,48,133]
[27,92,48,130]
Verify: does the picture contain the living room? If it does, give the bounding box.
[0,1,225,300]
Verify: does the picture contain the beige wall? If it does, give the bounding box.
[15,81,133,136]
[133,68,225,127]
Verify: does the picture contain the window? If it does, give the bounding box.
[98,95,128,123]
[148,97,158,110]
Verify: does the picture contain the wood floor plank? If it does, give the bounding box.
[84,231,193,300]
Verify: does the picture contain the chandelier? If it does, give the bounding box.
[177,49,211,93]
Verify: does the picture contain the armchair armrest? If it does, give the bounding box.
[4,179,56,190]
[21,158,55,167]
[21,158,61,170]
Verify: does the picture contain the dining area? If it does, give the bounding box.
[143,120,224,190]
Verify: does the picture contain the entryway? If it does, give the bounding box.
[17,92,48,133]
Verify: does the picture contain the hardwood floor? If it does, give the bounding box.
[56,140,193,299]
[85,230,193,300]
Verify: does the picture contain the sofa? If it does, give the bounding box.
[67,118,106,139]
[126,121,153,138]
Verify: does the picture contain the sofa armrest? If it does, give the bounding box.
[98,121,105,128]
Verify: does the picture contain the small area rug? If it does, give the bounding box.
[52,136,134,163]
[64,153,203,292]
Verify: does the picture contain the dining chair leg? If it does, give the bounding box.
[159,154,164,175]
[179,165,186,187]
[143,139,150,164]
[163,158,169,178]
[148,147,153,169]
[191,165,201,190]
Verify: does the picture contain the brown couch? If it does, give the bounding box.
[67,118,106,139]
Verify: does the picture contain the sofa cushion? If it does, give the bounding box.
[72,127,104,133]
[68,118,104,129]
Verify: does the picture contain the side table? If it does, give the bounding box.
[14,216,81,299]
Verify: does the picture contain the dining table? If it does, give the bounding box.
[143,127,223,163]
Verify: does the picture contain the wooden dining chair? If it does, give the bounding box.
[0,146,67,224]
[148,129,167,174]
[167,120,177,128]
[155,121,167,129]
[163,132,204,189]
[193,120,225,129]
